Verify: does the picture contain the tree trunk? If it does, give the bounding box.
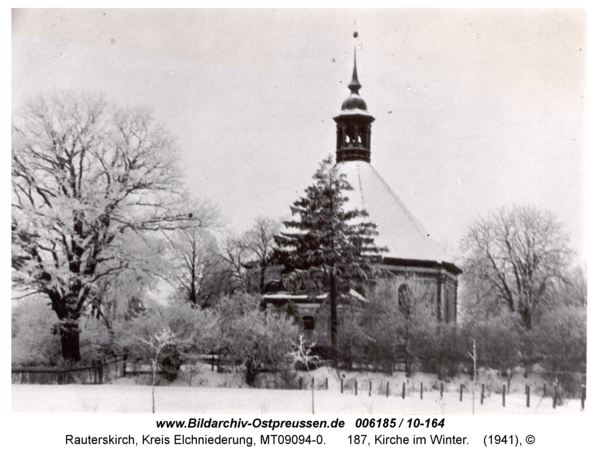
[520,307,532,330]
[59,319,81,362]
[151,360,157,414]
[311,377,315,415]
[51,287,87,363]
[329,269,337,351]
[245,358,259,386]
[259,264,266,294]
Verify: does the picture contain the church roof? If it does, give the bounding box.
[337,160,449,263]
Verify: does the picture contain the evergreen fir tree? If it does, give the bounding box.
[274,156,386,353]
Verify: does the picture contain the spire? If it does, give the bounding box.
[348,34,361,94]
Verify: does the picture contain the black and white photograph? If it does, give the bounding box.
[9,7,594,452]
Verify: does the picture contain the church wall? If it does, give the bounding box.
[376,263,459,324]
[262,262,460,356]
[263,299,365,353]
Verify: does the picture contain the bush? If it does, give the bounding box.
[159,345,183,382]
[532,305,586,373]
[337,311,369,369]
[79,316,115,365]
[12,298,61,366]
[114,300,218,381]
[461,313,524,373]
[413,322,462,379]
[361,282,404,372]
[222,294,299,386]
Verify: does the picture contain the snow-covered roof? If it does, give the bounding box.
[264,290,367,302]
[337,160,448,263]
[264,293,328,301]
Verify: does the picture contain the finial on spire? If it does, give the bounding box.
[349,31,361,93]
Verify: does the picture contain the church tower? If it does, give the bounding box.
[334,34,461,324]
[334,41,375,163]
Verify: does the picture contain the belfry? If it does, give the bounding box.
[333,43,375,163]
[263,34,461,349]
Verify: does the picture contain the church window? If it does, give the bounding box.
[264,280,283,294]
[398,284,412,317]
[302,316,315,331]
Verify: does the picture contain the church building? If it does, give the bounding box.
[263,39,461,349]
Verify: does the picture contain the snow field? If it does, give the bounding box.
[12,383,583,414]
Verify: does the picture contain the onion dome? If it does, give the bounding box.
[339,51,370,115]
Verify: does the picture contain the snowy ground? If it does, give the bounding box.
[12,364,585,414]
[12,379,584,415]
[9,366,589,456]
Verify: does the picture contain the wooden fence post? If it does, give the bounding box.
[440,383,444,399]
[311,377,315,389]
[325,378,328,390]
[502,384,506,407]
[420,382,423,400]
[355,378,358,396]
[386,381,389,398]
[402,382,405,399]
[581,384,586,410]
[543,383,547,397]
[480,383,485,404]
[369,381,372,397]
[526,384,530,408]
[460,383,463,402]
[553,385,558,409]
[341,379,344,394]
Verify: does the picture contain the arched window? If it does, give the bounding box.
[398,284,412,317]
[264,280,283,294]
[302,316,315,331]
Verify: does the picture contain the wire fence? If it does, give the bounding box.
[12,358,586,410]
[285,374,587,410]
[12,356,127,385]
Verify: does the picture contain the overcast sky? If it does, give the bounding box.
[12,9,588,260]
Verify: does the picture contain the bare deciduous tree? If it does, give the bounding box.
[11,92,205,361]
[162,217,221,307]
[552,263,587,308]
[461,205,572,329]
[218,233,253,293]
[288,335,320,414]
[242,217,280,293]
[139,326,177,413]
